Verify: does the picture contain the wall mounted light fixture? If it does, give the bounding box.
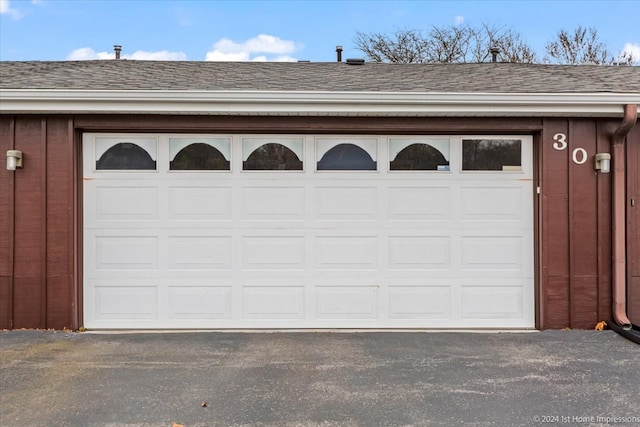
[594,152,611,173]
[6,150,23,171]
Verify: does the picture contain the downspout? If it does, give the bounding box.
[611,103,637,329]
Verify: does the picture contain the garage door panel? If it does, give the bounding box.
[388,286,451,319]
[315,286,378,319]
[84,134,534,329]
[94,286,158,320]
[461,236,523,270]
[242,236,306,270]
[315,236,378,270]
[387,186,451,220]
[168,236,232,270]
[315,186,378,220]
[94,186,159,221]
[388,236,451,270]
[461,286,525,320]
[94,236,159,271]
[242,186,305,220]
[242,286,305,319]
[168,186,232,221]
[168,286,232,320]
[461,186,524,220]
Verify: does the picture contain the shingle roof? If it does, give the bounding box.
[1,60,639,93]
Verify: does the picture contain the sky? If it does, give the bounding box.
[1,0,639,62]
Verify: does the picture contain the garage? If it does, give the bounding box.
[82,132,534,329]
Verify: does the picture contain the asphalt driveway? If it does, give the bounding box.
[1,330,638,427]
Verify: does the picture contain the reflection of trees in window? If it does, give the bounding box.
[317,143,376,170]
[391,143,449,170]
[170,143,230,170]
[243,143,303,170]
[462,139,521,171]
[96,143,156,170]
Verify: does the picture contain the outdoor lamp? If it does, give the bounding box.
[6,150,23,171]
[594,153,611,174]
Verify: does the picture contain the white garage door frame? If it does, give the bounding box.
[82,133,535,329]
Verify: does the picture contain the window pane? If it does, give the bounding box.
[243,142,303,170]
[96,142,156,170]
[170,143,230,170]
[390,142,449,171]
[462,139,522,171]
[317,143,377,170]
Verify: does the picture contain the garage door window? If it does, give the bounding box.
[462,139,522,171]
[169,138,230,171]
[243,138,303,170]
[389,138,450,171]
[316,138,377,171]
[95,138,157,171]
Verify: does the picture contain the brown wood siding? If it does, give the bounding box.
[0,117,15,329]
[1,114,635,330]
[539,119,615,329]
[0,116,75,329]
[540,119,571,328]
[627,125,640,325]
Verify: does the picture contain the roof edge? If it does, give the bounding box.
[1,89,638,117]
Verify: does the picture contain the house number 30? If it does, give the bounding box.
[552,133,588,165]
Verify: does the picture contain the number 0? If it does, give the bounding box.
[572,148,588,165]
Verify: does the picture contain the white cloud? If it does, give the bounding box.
[205,34,299,62]
[1,0,23,19]
[66,47,187,61]
[620,42,640,63]
[455,16,465,25]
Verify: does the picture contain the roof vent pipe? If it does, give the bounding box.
[114,45,122,60]
[490,47,500,63]
[336,45,343,62]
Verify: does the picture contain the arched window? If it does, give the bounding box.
[317,143,376,170]
[96,142,156,170]
[243,143,303,170]
[390,143,449,171]
[170,143,230,170]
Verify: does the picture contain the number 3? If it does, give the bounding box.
[552,133,567,151]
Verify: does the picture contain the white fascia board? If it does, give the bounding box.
[1,89,638,117]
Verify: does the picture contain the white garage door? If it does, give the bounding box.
[83,133,534,329]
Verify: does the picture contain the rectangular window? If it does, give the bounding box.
[462,139,522,171]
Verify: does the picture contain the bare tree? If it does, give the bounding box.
[425,24,473,63]
[470,23,537,63]
[355,23,537,64]
[354,30,430,63]
[544,26,614,64]
[618,50,638,66]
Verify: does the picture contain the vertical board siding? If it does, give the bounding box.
[46,118,74,329]
[541,119,571,328]
[568,120,599,328]
[596,120,613,323]
[627,125,640,325]
[1,116,75,329]
[541,118,613,329]
[12,118,46,328]
[0,117,14,329]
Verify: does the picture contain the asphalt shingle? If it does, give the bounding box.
[1,61,639,93]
